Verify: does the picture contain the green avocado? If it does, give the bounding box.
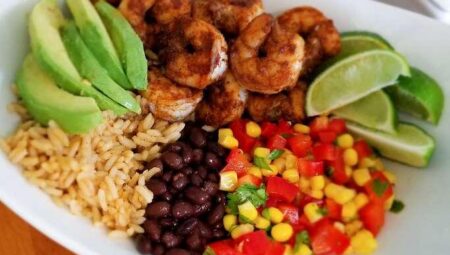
[17,55,103,134]
[66,0,132,89]
[29,0,128,116]
[62,22,141,114]
[95,0,148,90]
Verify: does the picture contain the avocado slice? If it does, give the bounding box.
[66,0,132,89]
[62,22,141,114]
[29,0,128,116]
[17,55,103,134]
[95,1,148,90]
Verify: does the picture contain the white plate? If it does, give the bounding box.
[0,0,449,254]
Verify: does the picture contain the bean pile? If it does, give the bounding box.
[136,123,229,255]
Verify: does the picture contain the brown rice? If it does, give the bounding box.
[1,96,184,237]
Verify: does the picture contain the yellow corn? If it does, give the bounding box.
[342,202,358,222]
[334,222,346,233]
[218,128,233,141]
[299,177,310,190]
[382,170,396,184]
[296,244,313,255]
[271,223,293,242]
[308,189,324,200]
[337,134,354,149]
[343,148,358,166]
[254,216,271,230]
[325,183,356,205]
[246,121,262,138]
[262,164,279,177]
[345,166,353,178]
[223,214,237,231]
[385,194,395,210]
[283,169,300,183]
[254,147,270,158]
[354,193,369,209]
[286,154,298,169]
[273,158,286,173]
[238,201,258,222]
[304,202,323,223]
[351,230,378,254]
[359,157,376,169]
[374,158,384,170]
[231,224,254,239]
[264,207,284,224]
[352,168,371,186]
[220,171,238,191]
[248,166,262,179]
[345,220,363,236]
[310,175,325,190]
[344,247,354,255]
[294,124,310,134]
[219,136,239,149]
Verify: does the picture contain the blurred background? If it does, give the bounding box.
[379,0,450,23]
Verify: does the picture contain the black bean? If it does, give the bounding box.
[181,167,194,176]
[181,148,193,165]
[204,152,221,170]
[169,187,178,195]
[136,235,152,254]
[181,122,195,138]
[160,218,177,228]
[152,244,166,255]
[147,158,164,172]
[143,219,161,242]
[212,228,226,239]
[162,172,173,183]
[192,149,204,164]
[166,248,190,255]
[146,179,167,196]
[146,201,171,218]
[172,173,189,190]
[198,166,208,179]
[185,187,210,204]
[160,192,173,202]
[207,172,219,182]
[207,142,227,157]
[212,221,224,230]
[161,232,181,248]
[176,218,199,235]
[190,128,207,148]
[186,232,202,251]
[202,181,219,196]
[208,204,225,225]
[162,152,184,170]
[193,201,212,216]
[164,143,183,153]
[190,175,203,186]
[216,193,227,206]
[172,201,194,219]
[197,221,212,238]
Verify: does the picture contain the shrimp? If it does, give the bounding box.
[193,0,264,37]
[196,72,248,127]
[159,17,228,90]
[277,7,341,77]
[119,0,155,44]
[230,14,305,94]
[141,69,203,122]
[246,81,307,122]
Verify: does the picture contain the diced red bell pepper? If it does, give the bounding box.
[265,242,286,255]
[329,119,347,135]
[298,214,312,228]
[327,149,349,185]
[223,149,252,177]
[237,231,272,255]
[313,143,337,161]
[299,194,323,210]
[278,204,300,225]
[309,117,329,136]
[359,201,385,236]
[267,134,287,150]
[325,198,342,221]
[353,140,373,160]
[318,131,337,144]
[266,176,299,203]
[288,135,312,157]
[265,196,282,208]
[261,122,278,138]
[277,120,293,136]
[298,159,324,177]
[208,240,241,255]
[230,119,257,153]
[238,174,262,187]
[310,219,350,255]
[364,171,393,204]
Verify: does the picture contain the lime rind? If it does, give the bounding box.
[340,31,394,49]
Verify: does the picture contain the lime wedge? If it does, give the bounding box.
[347,121,435,167]
[306,50,410,116]
[333,91,397,134]
[386,67,445,125]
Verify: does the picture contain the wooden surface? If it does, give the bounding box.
[0,203,73,255]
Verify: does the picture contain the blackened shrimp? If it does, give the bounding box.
[230,14,304,94]
[119,0,155,43]
[247,81,307,122]
[196,72,248,127]
[141,69,203,122]
[277,6,341,77]
[159,17,228,89]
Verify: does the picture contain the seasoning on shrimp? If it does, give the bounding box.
[230,14,305,94]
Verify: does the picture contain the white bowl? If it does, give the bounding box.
[1,0,449,254]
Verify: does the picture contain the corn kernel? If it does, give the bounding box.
[262,165,279,177]
[352,168,371,186]
[337,134,354,148]
[325,183,356,205]
[238,201,258,221]
[344,246,354,255]
[310,175,325,190]
[308,189,324,200]
[273,158,286,173]
[342,202,358,222]
[297,244,313,255]
[382,170,396,184]
[354,193,369,209]
[345,166,353,178]
[248,166,262,178]
[359,157,375,169]
[254,147,270,158]
[218,128,233,140]
[265,207,284,224]
[343,148,358,166]
[374,158,384,170]
[271,223,293,242]
[345,220,363,236]
[385,194,395,210]
[231,224,254,239]
[351,230,378,254]
[286,154,298,169]
[223,214,237,231]
[334,222,346,233]
[246,121,262,138]
[220,171,238,191]
[219,136,239,149]
[304,202,323,223]
[283,169,300,183]
[299,177,310,190]
[294,124,310,134]
[254,216,271,230]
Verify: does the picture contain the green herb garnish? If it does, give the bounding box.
[227,184,268,215]
[254,156,272,171]
[239,214,253,224]
[325,166,334,177]
[372,179,389,197]
[203,247,216,255]
[390,199,405,213]
[294,231,310,252]
[268,149,285,160]
[317,207,329,216]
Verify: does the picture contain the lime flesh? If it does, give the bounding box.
[347,121,435,168]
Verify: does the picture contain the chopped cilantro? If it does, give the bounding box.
[227,184,268,215]
[390,199,405,213]
[239,214,253,224]
[317,207,328,216]
[372,179,389,197]
[325,166,334,177]
[268,149,285,160]
[261,208,270,219]
[203,247,216,255]
[294,231,310,252]
[281,133,293,138]
[254,156,272,171]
